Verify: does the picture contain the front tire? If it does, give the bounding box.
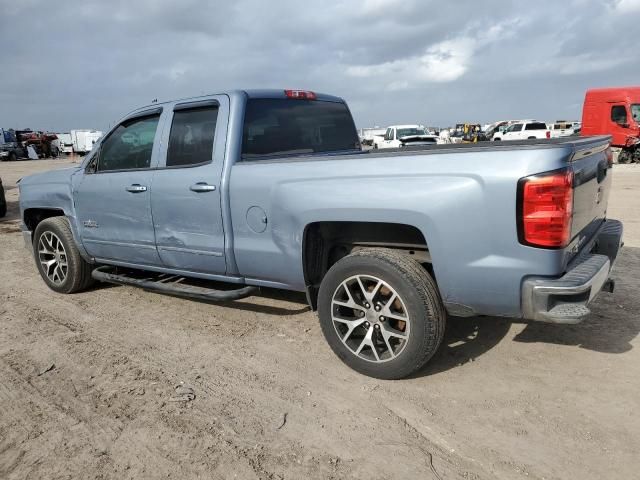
[33,217,94,293]
[318,248,446,379]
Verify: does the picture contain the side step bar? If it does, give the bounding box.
[91,266,258,302]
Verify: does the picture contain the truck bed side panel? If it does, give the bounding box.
[229,144,579,317]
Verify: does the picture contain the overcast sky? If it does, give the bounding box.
[1,0,639,132]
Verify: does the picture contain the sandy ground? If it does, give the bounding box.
[0,158,639,480]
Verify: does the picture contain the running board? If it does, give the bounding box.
[91,266,258,301]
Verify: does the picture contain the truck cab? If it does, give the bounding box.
[581,87,640,162]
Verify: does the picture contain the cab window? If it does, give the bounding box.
[611,105,628,125]
[241,99,360,159]
[98,114,160,172]
[166,106,218,167]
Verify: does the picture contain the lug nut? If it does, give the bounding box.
[359,310,365,317]
[374,305,381,311]
[374,324,380,330]
[365,322,370,327]
[365,303,370,309]
[379,316,385,322]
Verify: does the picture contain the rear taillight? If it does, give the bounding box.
[517,169,574,248]
[546,131,551,139]
[284,89,317,100]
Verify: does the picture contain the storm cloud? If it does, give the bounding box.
[0,0,639,131]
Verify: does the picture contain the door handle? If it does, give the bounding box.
[190,182,216,192]
[125,184,147,193]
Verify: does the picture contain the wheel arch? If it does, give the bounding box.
[24,207,66,232]
[24,208,91,262]
[302,220,433,310]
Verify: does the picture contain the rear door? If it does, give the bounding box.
[75,110,163,265]
[150,96,228,274]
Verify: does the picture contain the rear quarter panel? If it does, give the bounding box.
[229,145,575,317]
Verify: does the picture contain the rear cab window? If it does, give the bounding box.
[241,98,360,160]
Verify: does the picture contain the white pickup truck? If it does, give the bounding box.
[373,125,438,149]
[492,120,551,141]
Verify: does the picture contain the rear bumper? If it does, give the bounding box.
[522,219,623,324]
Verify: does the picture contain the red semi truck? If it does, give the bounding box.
[581,86,640,163]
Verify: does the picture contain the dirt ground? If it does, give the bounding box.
[1,158,639,480]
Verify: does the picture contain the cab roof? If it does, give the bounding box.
[128,89,345,116]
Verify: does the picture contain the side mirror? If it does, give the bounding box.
[85,151,99,173]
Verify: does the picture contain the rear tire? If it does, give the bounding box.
[8,152,17,162]
[318,248,446,379]
[33,217,94,293]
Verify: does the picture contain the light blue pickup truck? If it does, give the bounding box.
[18,89,623,379]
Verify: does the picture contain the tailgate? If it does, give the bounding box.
[570,137,612,249]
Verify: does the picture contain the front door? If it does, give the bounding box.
[75,112,163,266]
[150,97,228,274]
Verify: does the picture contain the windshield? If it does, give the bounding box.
[396,128,425,137]
[242,99,360,159]
[631,104,640,123]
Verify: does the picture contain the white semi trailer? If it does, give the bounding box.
[71,130,103,155]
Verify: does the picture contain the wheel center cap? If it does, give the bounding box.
[366,309,378,324]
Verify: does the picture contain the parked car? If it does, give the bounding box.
[0,177,6,218]
[18,89,622,379]
[581,86,640,163]
[492,120,551,141]
[0,128,21,161]
[373,125,438,149]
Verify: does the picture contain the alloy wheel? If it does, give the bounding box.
[331,274,410,362]
[38,231,68,285]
